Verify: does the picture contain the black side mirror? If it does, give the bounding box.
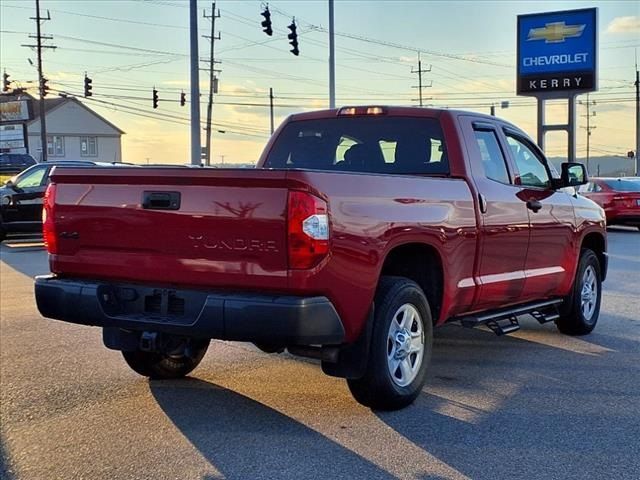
[560,162,588,188]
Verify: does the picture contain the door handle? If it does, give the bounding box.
[142,191,181,210]
[526,199,542,213]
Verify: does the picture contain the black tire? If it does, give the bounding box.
[556,249,602,336]
[122,338,209,379]
[347,276,433,411]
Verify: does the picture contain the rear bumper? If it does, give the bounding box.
[34,275,345,345]
[607,213,640,227]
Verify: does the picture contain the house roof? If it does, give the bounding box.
[26,95,125,135]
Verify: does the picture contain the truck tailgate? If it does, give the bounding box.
[49,167,291,291]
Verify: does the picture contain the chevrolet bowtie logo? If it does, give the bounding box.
[527,21,586,43]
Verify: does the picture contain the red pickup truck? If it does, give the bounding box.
[35,106,607,410]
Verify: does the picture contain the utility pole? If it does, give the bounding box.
[579,93,597,173]
[328,0,335,108]
[203,3,220,167]
[189,0,201,166]
[411,53,432,107]
[269,88,275,135]
[635,60,639,175]
[22,0,55,162]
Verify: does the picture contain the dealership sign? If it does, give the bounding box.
[517,8,597,95]
[0,99,33,123]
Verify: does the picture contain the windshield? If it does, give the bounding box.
[603,179,640,192]
[264,117,449,175]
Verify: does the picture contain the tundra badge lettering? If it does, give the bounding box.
[189,235,279,252]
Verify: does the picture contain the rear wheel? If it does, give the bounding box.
[347,276,433,411]
[122,338,209,379]
[556,249,602,336]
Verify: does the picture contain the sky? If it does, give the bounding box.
[1,0,638,165]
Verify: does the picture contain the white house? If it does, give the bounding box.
[27,96,124,162]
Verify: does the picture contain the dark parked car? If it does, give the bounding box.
[579,177,640,230]
[0,153,37,175]
[0,160,129,242]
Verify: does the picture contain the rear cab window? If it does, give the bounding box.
[263,116,449,175]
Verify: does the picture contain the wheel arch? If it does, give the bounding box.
[379,242,444,324]
[581,231,607,281]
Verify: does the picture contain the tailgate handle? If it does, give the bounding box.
[142,191,181,210]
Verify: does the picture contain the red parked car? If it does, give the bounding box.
[579,177,640,230]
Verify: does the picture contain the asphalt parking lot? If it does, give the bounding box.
[1,229,639,480]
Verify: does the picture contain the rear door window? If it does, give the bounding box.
[473,129,511,184]
[264,116,448,175]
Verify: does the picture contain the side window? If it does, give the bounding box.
[80,136,98,157]
[47,136,65,157]
[335,136,359,163]
[506,134,551,188]
[473,129,511,184]
[578,182,592,193]
[593,183,602,192]
[378,140,397,163]
[15,166,46,188]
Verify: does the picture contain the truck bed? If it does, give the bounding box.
[49,167,291,291]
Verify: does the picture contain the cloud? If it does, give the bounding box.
[606,16,640,34]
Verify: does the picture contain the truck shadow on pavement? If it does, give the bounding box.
[0,441,16,480]
[150,378,396,480]
[376,323,640,480]
[148,317,639,480]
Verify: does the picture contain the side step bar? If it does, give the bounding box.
[459,299,563,336]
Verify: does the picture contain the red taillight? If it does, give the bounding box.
[287,191,329,269]
[612,195,634,208]
[42,183,58,254]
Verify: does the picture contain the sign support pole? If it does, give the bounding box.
[567,94,577,163]
[537,98,545,151]
[536,93,578,164]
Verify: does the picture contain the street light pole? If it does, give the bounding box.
[189,0,201,165]
[328,0,335,109]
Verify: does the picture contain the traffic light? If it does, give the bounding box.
[40,77,50,97]
[84,74,93,97]
[260,6,273,36]
[287,20,299,56]
[153,88,159,109]
[180,91,186,106]
[2,71,10,92]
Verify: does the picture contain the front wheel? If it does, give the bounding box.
[347,276,433,411]
[122,338,209,379]
[556,249,602,336]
